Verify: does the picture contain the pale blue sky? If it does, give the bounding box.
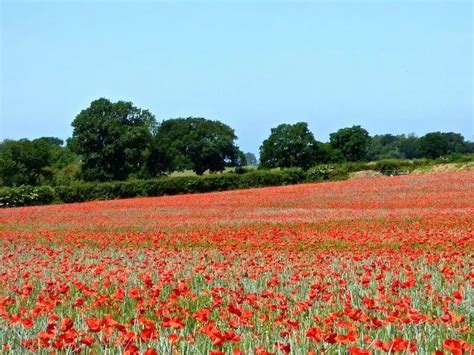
[1,1,472,154]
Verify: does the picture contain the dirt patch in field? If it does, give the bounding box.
[349,170,384,179]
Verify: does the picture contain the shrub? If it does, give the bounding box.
[158,176,200,195]
[34,186,56,205]
[199,174,240,192]
[234,166,250,175]
[55,183,94,203]
[278,168,306,184]
[306,163,367,181]
[434,153,474,164]
[373,159,413,175]
[0,185,55,207]
[239,168,305,188]
[306,165,334,181]
[338,162,369,173]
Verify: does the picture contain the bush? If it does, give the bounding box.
[434,153,474,164]
[372,159,413,175]
[155,176,201,195]
[0,185,55,207]
[199,174,240,192]
[279,168,306,184]
[55,183,95,203]
[240,168,305,188]
[234,166,250,175]
[338,162,369,173]
[306,165,335,181]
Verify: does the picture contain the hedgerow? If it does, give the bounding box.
[1,155,473,207]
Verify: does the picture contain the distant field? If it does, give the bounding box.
[0,171,472,353]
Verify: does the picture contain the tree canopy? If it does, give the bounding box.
[417,132,469,158]
[329,125,371,162]
[259,122,320,169]
[367,132,471,161]
[69,98,156,181]
[155,117,241,175]
[0,139,53,186]
[0,137,79,186]
[244,152,258,166]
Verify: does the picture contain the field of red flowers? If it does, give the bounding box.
[0,171,472,354]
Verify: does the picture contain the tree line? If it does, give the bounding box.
[1,98,472,187]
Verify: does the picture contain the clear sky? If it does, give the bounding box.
[1,0,472,154]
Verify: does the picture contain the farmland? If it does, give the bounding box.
[0,171,472,354]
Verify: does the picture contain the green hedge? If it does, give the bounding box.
[1,155,472,208]
[0,185,55,207]
[305,162,368,181]
[241,168,306,188]
[0,168,306,207]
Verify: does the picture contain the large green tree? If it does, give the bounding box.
[367,134,425,160]
[397,134,422,159]
[329,125,370,161]
[0,137,80,187]
[155,117,240,175]
[417,132,469,158]
[0,139,53,186]
[69,98,156,181]
[259,122,320,169]
[367,134,401,160]
[244,152,258,166]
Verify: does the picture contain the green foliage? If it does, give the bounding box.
[368,133,471,161]
[0,138,80,187]
[235,150,247,167]
[368,134,421,160]
[0,139,53,186]
[315,142,341,163]
[155,117,241,175]
[0,168,305,207]
[372,159,413,175]
[395,134,422,159]
[36,137,64,146]
[54,169,305,203]
[234,166,251,175]
[306,161,376,181]
[0,185,55,207]
[2,96,474,205]
[333,162,369,174]
[367,134,403,160]
[70,98,156,181]
[240,168,305,187]
[366,133,470,161]
[417,132,469,159]
[55,183,100,203]
[244,152,258,166]
[329,125,371,162]
[197,174,241,192]
[306,165,335,181]
[55,180,148,203]
[259,122,320,169]
[2,155,474,208]
[47,163,81,186]
[434,153,474,164]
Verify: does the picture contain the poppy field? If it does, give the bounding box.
[0,171,472,354]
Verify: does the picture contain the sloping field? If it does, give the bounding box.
[0,171,473,353]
